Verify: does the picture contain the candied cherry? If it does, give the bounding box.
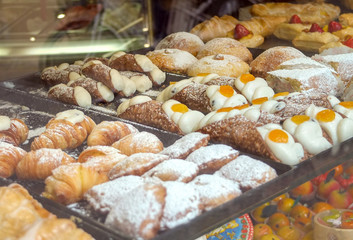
[309,23,324,33]
[234,24,250,40]
[289,14,302,24]
[328,21,343,32]
[342,37,353,48]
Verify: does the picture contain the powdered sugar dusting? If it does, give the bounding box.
[215,155,277,190]
[160,132,209,159]
[156,32,204,50]
[160,181,201,230]
[148,49,198,70]
[185,144,239,166]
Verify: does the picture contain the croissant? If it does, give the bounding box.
[78,145,127,175]
[31,109,96,150]
[0,183,53,239]
[87,120,138,146]
[190,15,238,42]
[0,116,28,146]
[0,142,27,178]
[21,218,94,240]
[42,163,108,205]
[16,148,76,180]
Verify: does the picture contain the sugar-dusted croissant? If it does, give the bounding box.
[21,218,94,240]
[31,109,96,150]
[0,142,27,178]
[78,145,127,175]
[16,148,76,180]
[0,115,28,146]
[0,183,54,239]
[87,120,138,146]
[42,162,108,204]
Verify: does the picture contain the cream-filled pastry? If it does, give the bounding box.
[333,101,353,119]
[234,74,274,103]
[305,104,353,144]
[162,100,204,134]
[156,79,193,102]
[117,95,152,115]
[283,115,332,155]
[206,85,248,110]
[257,123,305,165]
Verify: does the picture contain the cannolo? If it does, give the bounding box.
[108,51,166,86]
[259,92,336,119]
[119,71,153,93]
[197,104,282,130]
[117,96,204,134]
[234,73,274,103]
[198,114,306,165]
[41,63,81,86]
[190,73,236,87]
[67,75,114,103]
[305,104,353,144]
[283,115,332,155]
[48,84,92,108]
[157,81,248,114]
[332,101,353,119]
[81,60,136,97]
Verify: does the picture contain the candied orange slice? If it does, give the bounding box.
[169,81,177,85]
[316,109,335,122]
[196,73,210,77]
[240,73,255,84]
[291,115,310,125]
[219,85,234,98]
[268,129,289,143]
[216,107,234,113]
[233,104,250,110]
[273,92,289,98]
[171,103,188,113]
[339,101,353,109]
[252,97,268,105]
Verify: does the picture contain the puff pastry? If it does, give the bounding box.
[0,142,26,178]
[0,116,28,146]
[31,109,96,150]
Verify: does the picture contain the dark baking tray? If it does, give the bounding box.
[1,76,353,239]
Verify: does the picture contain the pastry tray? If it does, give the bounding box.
[1,73,353,240]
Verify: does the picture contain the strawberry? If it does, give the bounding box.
[233,24,250,40]
[342,38,353,48]
[289,14,302,24]
[309,23,324,33]
[328,21,343,32]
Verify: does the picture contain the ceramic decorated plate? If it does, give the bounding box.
[205,214,254,240]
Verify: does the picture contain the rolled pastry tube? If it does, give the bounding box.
[48,84,92,108]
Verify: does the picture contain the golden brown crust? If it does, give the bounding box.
[250,2,340,26]
[87,120,138,146]
[237,16,287,37]
[190,15,238,43]
[0,118,28,146]
[0,142,27,178]
[196,38,253,64]
[42,163,108,205]
[111,131,164,156]
[292,32,340,52]
[250,46,306,78]
[16,148,76,180]
[118,100,184,135]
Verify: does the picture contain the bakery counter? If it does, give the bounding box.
[1,71,353,239]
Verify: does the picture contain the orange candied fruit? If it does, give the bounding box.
[273,92,289,98]
[169,81,177,85]
[171,103,189,113]
[240,73,255,84]
[219,85,234,98]
[268,129,289,143]
[196,73,210,77]
[316,109,335,122]
[252,97,269,105]
[291,115,310,125]
[217,107,234,113]
[339,101,353,109]
[233,103,250,110]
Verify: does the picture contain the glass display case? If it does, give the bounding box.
[1,1,353,240]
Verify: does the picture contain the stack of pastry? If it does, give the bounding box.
[41,51,167,108]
